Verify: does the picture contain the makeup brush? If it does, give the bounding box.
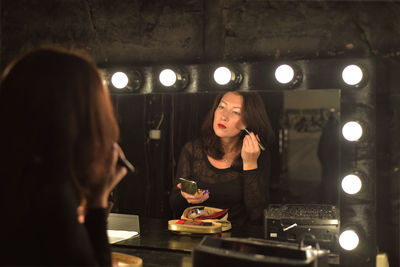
[242,128,266,151]
[118,154,135,173]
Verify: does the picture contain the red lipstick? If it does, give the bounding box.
[217,123,226,129]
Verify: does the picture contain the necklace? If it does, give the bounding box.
[223,151,238,163]
[223,156,235,163]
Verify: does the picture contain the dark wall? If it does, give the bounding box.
[1,0,399,265]
[3,1,400,65]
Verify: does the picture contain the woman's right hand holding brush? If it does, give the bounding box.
[241,131,261,170]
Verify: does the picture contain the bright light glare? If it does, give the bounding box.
[342,65,363,86]
[342,121,363,142]
[111,72,129,89]
[341,174,362,194]
[275,64,295,84]
[214,67,232,85]
[339,230,359,251]
[159,69,177,87]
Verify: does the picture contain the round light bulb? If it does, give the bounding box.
[159,69,177,87]
[341,174,362,195]
[111,72,129,89]
[213,67,232,85]
[275,64,295,84]
[342,121,363,142]
[339,230,359,251]
[342,65,363,86]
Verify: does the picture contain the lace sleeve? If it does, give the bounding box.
[243,150,270,222]
[169,142,193,218]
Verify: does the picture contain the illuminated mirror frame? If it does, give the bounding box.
[103,58,376,267]
[339,59,376,267]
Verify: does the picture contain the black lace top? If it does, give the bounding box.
[169,139,270,227]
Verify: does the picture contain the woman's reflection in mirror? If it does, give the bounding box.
[169,91,275,227]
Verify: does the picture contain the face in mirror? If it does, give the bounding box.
[213,91,244,140]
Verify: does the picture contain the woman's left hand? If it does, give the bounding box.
[241,131,260,170]
[177,183,210,204]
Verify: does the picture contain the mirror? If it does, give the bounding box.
[168,90,340,205]
[112,89,341,216]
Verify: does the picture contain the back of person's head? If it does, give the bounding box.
[0,47,119,197]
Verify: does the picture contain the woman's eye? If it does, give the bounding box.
[218,105,224,110]
[233,111,241,116]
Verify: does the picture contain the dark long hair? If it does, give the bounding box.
[201,91,274,164]
[0,47,119,201]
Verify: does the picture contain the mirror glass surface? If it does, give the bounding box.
[167,89,341,205]
[277,89,340,205]
[112,89,340,216]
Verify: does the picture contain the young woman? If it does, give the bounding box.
[169,91,274,226]
[0,47,127,266]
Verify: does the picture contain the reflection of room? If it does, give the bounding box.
[1,1,398,267]
[282,90,340,204]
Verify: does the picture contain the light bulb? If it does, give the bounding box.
[213,67,232,85]
[111,72,129,89]
[342,121,363,142]
[341,174,362,195]
[342,65,363,86]
[159,69,177,87]
[339,230,359,251]
[275,64,294,84]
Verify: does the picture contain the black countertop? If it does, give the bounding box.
[110,216,338,267]
[110,216,265,266]
[112,217,264,251]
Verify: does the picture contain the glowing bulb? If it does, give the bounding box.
[339,230,359,251]
[214,67,232,85]
[342,65,363,86]
[111,72,129,89]
[275,64,295,84]
[341,174,362,194]
[159,69,177,87]
[342,121,363,142]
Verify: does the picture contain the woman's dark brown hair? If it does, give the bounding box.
[0,47,119,201]
[201,91,274,162]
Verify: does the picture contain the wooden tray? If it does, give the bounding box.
[168,219,222,234]
[112,252,143,267]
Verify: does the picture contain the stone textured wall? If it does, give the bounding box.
[2,1,400,65]
[1,0,399,265]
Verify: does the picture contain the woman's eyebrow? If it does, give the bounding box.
[221,100,242,109]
